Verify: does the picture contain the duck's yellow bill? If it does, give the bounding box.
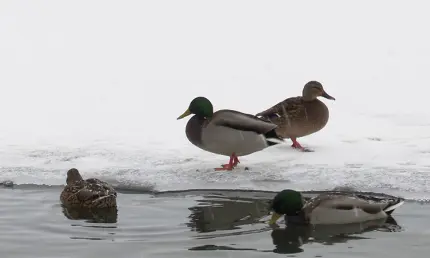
[177,109,191,120]
[268,212,282,225]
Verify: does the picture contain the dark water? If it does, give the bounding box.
[1,186,429,258]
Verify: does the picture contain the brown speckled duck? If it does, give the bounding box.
[256,81,335,152]
[177,96,283,171]
[60,168,117,208]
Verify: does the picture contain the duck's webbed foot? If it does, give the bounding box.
[291,138,313,152]
[214,153,240,171]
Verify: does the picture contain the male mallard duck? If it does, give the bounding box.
[177,96,283,171]
[256,81,335,152]
[268,189,404,225]
[60,168,117,208]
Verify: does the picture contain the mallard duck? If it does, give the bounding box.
[268,189,404,225]
[256,81,335,152]
[60,168,117,208]
[177,96,283,171]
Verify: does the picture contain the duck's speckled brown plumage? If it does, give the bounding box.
[256,81,334,140]
[60,168,117,208]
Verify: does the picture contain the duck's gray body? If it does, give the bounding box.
[185,109,280,157]
[298,193,404,225]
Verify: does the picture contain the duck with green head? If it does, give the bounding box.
[269,189,404,225]
[256,81,335,152]
[177,96,283,171]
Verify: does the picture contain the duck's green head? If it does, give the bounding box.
[269,189,305,225]
[177,97,214,120]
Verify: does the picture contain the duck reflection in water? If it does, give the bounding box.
[270,217,400,254]
[62,206,118,223]
[186,196,269,233]
[185,190,402,254]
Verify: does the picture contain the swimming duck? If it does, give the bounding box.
[256,81,335,152]
[60,168,117,208]
[177,96,283,171]
[268,189,404,225]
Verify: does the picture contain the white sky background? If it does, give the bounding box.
[0,0,429,143]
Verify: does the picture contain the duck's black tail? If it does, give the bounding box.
[264,129,284,146]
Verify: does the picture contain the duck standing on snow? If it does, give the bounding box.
[256,81,335,152]
[268,189,404,225]
[177,96,283,171]
[60,168,117,208]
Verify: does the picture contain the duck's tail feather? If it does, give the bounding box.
[384,198,405,215]
[264,129,284,146]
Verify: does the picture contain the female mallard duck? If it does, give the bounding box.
[177,96,283,171]
[268,189,404,225]
[60,168,117,208]
[256,81,335,152]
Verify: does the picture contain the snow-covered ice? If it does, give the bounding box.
[0,0,429,200]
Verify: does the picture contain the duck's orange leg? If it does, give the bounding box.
[291,138,313,152]
[215,153,240,171]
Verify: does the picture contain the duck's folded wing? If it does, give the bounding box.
[212,110,277,134]
[357,203,385,214]
[74,188,100,202]
[86,178,117,196]
[256,97,303,118]
[86,178,105,185]
[303,195,331,213]
[324,198,385,214]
